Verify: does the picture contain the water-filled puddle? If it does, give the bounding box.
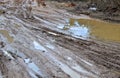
[24,58,43,77]
[45,43,55,50]
[0,30,14,43]
[33,41,47,51]
[60,19,120,42]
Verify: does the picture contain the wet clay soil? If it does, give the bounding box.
[0,1,120,78]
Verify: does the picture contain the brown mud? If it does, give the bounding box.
[0,0,120,78]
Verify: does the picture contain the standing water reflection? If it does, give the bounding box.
[59,18,120,42]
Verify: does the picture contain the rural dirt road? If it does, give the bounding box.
[0,1,120,78]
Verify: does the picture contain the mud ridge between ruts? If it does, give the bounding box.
[0,52,8,78]
[16,15,120,73]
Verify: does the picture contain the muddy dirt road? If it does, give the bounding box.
[0,1,120,78]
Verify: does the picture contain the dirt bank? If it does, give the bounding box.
[50,0,120,23]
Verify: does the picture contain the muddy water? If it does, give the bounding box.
[68,19,120,42]
[0,30,14,43]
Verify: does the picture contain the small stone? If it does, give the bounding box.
[0,42,5,48]
[42,50,45,53]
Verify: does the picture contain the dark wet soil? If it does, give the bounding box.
[51,0,120,23]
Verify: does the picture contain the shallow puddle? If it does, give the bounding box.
[24,58,43,76]
[72,64,89,74]
[45,43,55,50]
[0,30,14,43]
[63,18,120,42]
[33,41,47,51]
